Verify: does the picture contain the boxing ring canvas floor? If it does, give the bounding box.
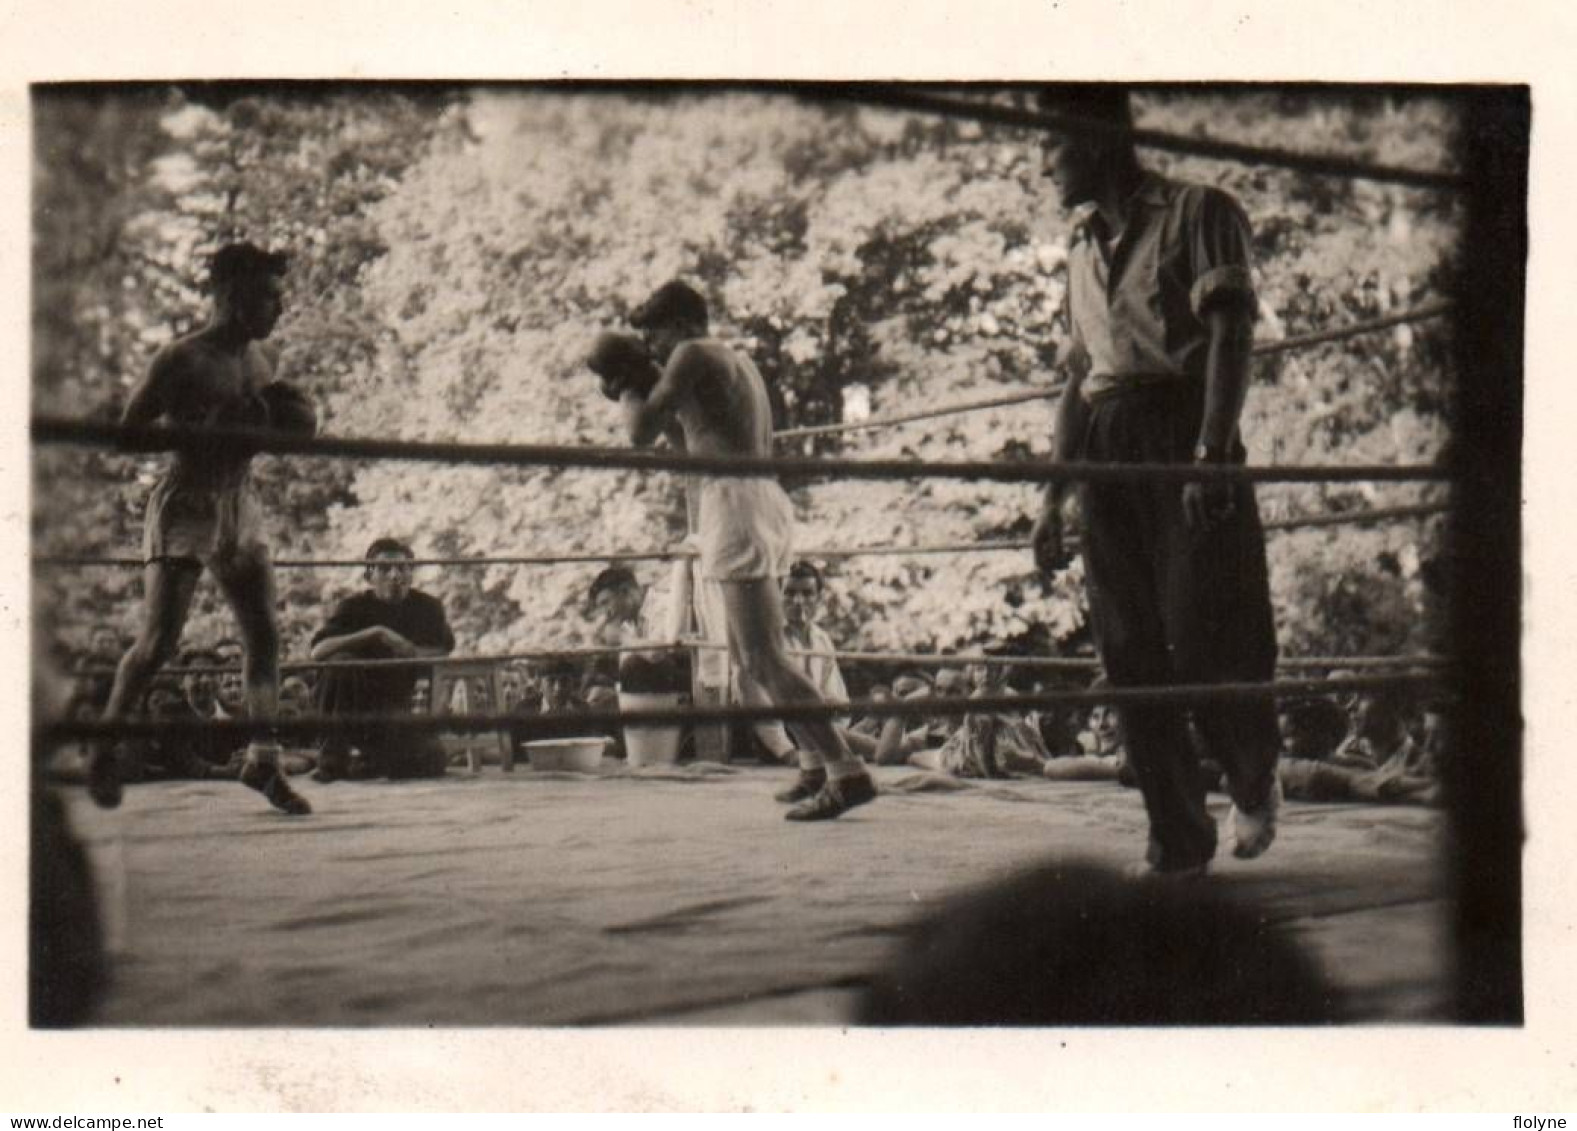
[58,763,1453,1027]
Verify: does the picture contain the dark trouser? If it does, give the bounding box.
[1077,383,1280,869]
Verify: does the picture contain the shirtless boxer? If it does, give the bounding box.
[590,282,876,819]
[91,242,311,815]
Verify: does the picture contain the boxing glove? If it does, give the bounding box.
[587,331,660,401]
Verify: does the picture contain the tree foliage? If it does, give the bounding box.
[33,86,1459,669]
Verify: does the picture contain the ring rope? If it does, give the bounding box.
[35,671,1447,750]
[774,301,1453,442]
[30,501,1451,572]
[66,642,1448,681]
[680,641,1451,673]
[67,641,671,680]
[30,417,1449,486]
[803,85,1465,191]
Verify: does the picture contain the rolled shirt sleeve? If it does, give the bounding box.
[1187,187,1258,319]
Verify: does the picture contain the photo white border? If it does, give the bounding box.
[1,0,1572,1113]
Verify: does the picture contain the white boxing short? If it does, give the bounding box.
[142,474,265,568]
[697,477,794,582]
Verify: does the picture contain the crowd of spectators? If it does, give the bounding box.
[57,545,1450,807]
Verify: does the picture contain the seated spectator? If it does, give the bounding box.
[1278,697,1348,762]
[509,657,592,755]
[857,859,1334,1025]
[536,658,585,715]
[749,561,852,764]
[66,624,123,721]
[588,565,661,650]
[581,670,625,759]
[309,537,456,782]
[1331,687,1418,771]
[1277,690,1440,806]
[1043,677,1127,783]
[848,682,892,739]
[139,649,237,779]
[870,669,958,767]
[499,663,531,712]
[214,636,248,718]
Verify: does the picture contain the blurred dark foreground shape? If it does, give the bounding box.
[858,859,1338,1026]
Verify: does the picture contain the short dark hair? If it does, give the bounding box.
[630,279,709,331]
[178,648,220,668]
[589,565,640,604]
[209,241,288,292]
[785,561,823,592]
[365,537,414,562]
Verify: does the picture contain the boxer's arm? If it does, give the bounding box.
[121,346,182,426]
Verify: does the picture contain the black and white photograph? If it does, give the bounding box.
[5,0,1562,1115]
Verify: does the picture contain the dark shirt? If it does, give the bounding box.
[1066,172,1257,398]
[312,588,455,713]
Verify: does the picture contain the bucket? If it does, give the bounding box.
[620,690,683,767]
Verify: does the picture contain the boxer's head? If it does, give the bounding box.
[365,537,415,602]
[210,241,289,341]
[630,279,709,363]
[1036,85,1136,209]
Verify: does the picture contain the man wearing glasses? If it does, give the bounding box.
[309,538,456,781]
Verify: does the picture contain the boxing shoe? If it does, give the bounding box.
[785,772,876,821]
[240,750,312,816]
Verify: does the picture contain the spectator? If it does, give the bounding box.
[278,674,314,719]
[848,682,892,739]
[499,663,530,712]
[581,670,625,759]
[1277,691,1440,806]
[858,860,1335,1025]
[906,653,1053,778]
[137,648,235,779]
[1278,697,1348,763]
[585,562,691,731]
[66,624,123,721]
[309,537,455,782]
[1332,687,1417,771]
[213,636,247,718]
[1044,675,1128,783]
[588,565,659,649]
[870,669,957,767]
